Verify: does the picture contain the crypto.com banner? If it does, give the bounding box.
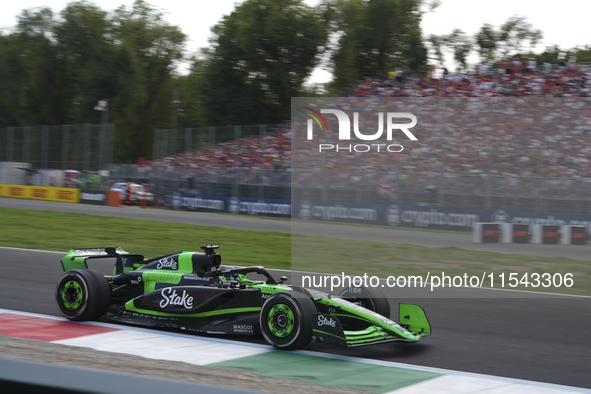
[290,97,589,299]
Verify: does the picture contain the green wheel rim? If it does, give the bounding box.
[61,280,84,311]
[267,303,295,338]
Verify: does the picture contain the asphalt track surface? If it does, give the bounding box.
[1,198,591,389]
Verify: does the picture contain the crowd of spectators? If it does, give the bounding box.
[141,62,591,198]
[145,129,292,185]
[350,60,591,98]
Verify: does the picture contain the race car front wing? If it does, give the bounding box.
[312,300,431,347]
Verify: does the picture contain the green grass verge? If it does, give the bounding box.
[1,207,589,296]
[0,207,291,269]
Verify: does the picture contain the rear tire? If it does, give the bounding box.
[338,285,390,318]
[56,269,111,321]
[260,291,316,350]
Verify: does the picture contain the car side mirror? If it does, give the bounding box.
[105,246,117,255]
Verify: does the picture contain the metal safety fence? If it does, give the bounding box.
[0,124,113,171]
[152,124,286,159]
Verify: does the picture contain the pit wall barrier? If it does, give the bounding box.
[0,184,79,203]
[531,224,588,245]
[473,223,588,245]
[472,223,501,243]
[531,224,561,244]
[501,223,530,244]
[561,225,588,245]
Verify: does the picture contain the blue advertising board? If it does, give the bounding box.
[167,192,291,218]
[293,200,591,233]
[167,192,591,233]
[293,200,483,230]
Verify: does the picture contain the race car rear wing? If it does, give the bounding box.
[60,247,146,275]
[68,247,130,257]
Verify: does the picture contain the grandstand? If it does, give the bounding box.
[111,64,591,214]
[2,64,590,214]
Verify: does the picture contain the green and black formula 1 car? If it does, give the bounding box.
[56,245,431,350]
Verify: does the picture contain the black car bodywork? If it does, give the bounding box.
[56,246,431,350]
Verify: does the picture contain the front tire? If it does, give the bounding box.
[55,269,111,321]
[338,285,390,318]
[260,291,316,350]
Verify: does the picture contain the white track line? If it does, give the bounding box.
[0,246,64,254]
[54,330,271,365]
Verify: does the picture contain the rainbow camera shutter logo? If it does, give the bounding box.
[303,107,418,153]
[304,107,329,139]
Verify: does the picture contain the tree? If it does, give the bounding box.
[575,46,591,63]
[109,0,186,160]
[473,16,542,64]
[0,1,186,161]
[326,0,427,91]
[499,16,542,58]
[198,0,328,126]
[533,45,564,65]
[446,29,472,71]
[175,53,207,129]
[54,1,113,125]
[0,32,26,127]
[475,24,498,65]
[3,7,72,127]
[427,33,446,68]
